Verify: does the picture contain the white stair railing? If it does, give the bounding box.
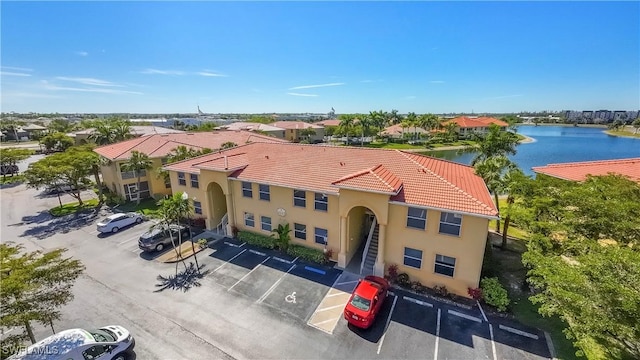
[360,217,377,275]
[215,213,228,235]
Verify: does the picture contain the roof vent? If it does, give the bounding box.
[265,155,269,159]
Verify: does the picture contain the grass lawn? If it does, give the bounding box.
[362,140,475,150]
[50,198,100,217]
[604,129,640,138]
[0,174,26,185]
[489,198,530,240]
[115,198,161,218]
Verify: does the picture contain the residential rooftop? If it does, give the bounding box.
[164,142,499,218]
[444,116,509,128]
[94,130,286,161]
[532,157,640,182]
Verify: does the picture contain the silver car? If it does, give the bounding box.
[96,212,144,233]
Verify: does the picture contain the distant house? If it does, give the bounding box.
[316,119,341,127]
[219,122,285,139]
[381,124,431,139]
[93,131,288,201]
[68,125,184,145]
[532,158,640,183]
[270,121,325,143]
[442,117,509,139]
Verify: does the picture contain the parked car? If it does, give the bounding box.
[7,325,135,360]
[343,275,389,329]
[96,212,144,233]
[138,224,189,252]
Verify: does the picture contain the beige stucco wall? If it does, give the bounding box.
[101,158,171,200]
[231,180,340,255]
[385,203,489,296]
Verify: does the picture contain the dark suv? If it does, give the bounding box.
[138,225,189,252]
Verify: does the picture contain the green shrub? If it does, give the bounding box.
[397,272,411,288]
[238,231,276,249]
[481,277,510,312]
[286,244,326,264]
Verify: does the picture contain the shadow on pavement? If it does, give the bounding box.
[21,208,103,240]
[154,262,211,293]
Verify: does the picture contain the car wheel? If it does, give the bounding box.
[112,227,119,233]
[155,243,164,252]
[136,217,143,224]
[112,353,128,360]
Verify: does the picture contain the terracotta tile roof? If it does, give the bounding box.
[93,130,286,161]
[444,116,509,128]
[164,143,499,217]
[381,124,431,136]
[316,119,341,127]
[532,158,640,182]
[222,122,284,132]
[270,121,323,130]
[332,165,403,194]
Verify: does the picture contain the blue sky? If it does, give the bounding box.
[2,1,639,114]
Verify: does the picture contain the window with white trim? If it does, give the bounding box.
[406,207,426,230]
[434,254,456,277]
[403,247,423,269]
[314,227,328,244]
[293,190,306,207]
[244,212,254,227]
[259,184,270,201]
[177,172,186,186]
[261,216,272,231]
[193,201,202,215]
[242,182,253,198]
[314,193,328,211]
[439,212,462,236]
[190,174,199,188]
[294,223,306,240]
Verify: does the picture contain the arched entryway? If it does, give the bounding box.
[344,206,379,275]
[206,182,227,230]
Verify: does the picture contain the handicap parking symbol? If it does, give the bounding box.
[285,292,297,304]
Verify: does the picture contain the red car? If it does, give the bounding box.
[344,275,389,329]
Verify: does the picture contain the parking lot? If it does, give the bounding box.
[4,183,555,360]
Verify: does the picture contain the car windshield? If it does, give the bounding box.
[350,294,371,311]
[89,329,116,342]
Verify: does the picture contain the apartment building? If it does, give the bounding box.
[163,142,499,298]
[93,131,286,201]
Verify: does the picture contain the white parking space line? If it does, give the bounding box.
[249,249,266,256]
[477,300,488,322]
[448,310,482,323]
[489,324,497,360]
[213,249,247,273]
[314,303,346,312]
[499,324,539,339]
[334,280,359,286]
[118,235,139,246]
[433,308,441,360]
[376,294,398,354]
[228,256,271,292]
[403,295,433,307]
[257,263,296,304]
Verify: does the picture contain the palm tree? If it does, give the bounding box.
[156,195,188,275]
[474,156,516,233]
[389,109,402,125]
[418,113,439,134]
[220,141,238,149]
[499,169,531,249]
[369,110,387,139]
[357,114,372,146]
[400,120,410,140]
[111,121,132,142]
[121,150,153,204]
[631,118,640,134]
[469,124,520,165]
[338,114,355,145]
[89,123,114,145]
[405,112,418,140]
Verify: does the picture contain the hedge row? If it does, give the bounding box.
[238,231,276,249]
[237,231,327,264]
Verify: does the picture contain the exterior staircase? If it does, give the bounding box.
[361,223,379,276]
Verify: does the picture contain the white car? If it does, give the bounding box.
[96,212,144,233]
[7,325,135,360]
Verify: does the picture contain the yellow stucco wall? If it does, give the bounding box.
[230,180,340,255]
[101,158,171,200]
[385,203,489,296]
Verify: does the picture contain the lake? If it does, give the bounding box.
[426,125,640,176]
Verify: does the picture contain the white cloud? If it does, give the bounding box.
[55,77,122,87]
[76,51,89,56]
[141,69,185,75]
[198,71,227,77]
[288,82,344,90]
[0,71,32,77]
[2,92,62,99]
[44,84,143,95]
[406,95,417,100]
[1,66,33,72]
[430,80,445,84]
[287,92,318,97]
